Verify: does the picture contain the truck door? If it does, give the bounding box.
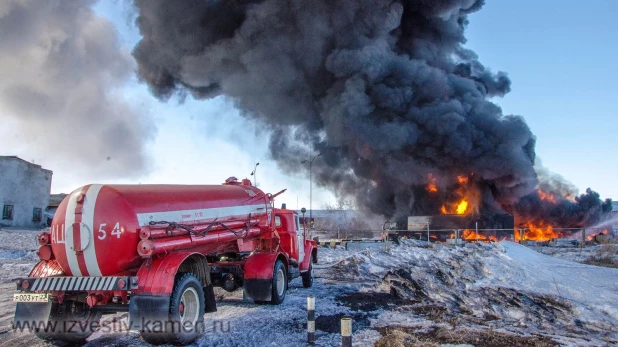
[295,214,305,262]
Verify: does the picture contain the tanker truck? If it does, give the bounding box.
[13,177,317,345]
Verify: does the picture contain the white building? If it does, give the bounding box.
[0,156,52,229]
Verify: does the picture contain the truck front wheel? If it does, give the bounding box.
[270,260,287,305]
[141,273,205,345]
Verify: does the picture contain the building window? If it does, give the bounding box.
[2,205,14,220]
[33,208,42,222]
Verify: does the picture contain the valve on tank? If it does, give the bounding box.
[37,231,53,261]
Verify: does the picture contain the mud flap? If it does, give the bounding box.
[242,253,281,302]
[243,279,272,302]
[129,295,170,332]
[204,284,217,313]
[13,302,52,332]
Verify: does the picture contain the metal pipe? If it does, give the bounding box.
[138,227,263,257]
[251,162,259,187]
[519,228,525,243]
[302,153,321,234]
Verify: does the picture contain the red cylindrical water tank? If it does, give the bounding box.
[50,181,270,277]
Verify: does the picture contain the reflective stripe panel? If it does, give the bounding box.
[31,279,41,291]
[54,278,65,291]
[40,278,50,291]
[67,277,77,290]
[21,277,125,291]
[101,277,111,290]
[48,278,57,291]
[106,277,116,290]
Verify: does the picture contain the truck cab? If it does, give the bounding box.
[273,206,317,283]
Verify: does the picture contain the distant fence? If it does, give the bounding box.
[310,227,617,243]
[311,229,379,241]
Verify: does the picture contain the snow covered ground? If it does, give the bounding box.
[0,229,616,346]
[0,229,40,285]
[536,244,618,268]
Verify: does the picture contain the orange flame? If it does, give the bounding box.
[456,200,468,215]
[441,199,469,215]
[426,174,438,193]
[440,175,475,215]
[515,222,562,241]
[588,229,610,241]
[537,189,557,203]
[461,229,498,242]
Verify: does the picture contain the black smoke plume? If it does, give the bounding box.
[131,0,611,226]
[513,168,612,228]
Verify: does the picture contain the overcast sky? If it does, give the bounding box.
[1,0,616,209]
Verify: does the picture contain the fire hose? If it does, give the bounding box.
[148,213,258,238]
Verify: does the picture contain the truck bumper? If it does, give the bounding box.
[15,276,138,292]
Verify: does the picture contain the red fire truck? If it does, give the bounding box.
[13,177,317,345]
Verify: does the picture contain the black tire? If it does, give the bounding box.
[141,273,205,345]
[302,261,313,288]
[270,260,287,305]
[34,301,102,344]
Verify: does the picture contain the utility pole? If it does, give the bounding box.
[301,153,321,229]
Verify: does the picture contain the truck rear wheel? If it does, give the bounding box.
[34,301,102,344]
[270,260,287,305]
[141,273,205,345]
[302,261,313,288]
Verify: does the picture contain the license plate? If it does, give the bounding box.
[13,293,50,303]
